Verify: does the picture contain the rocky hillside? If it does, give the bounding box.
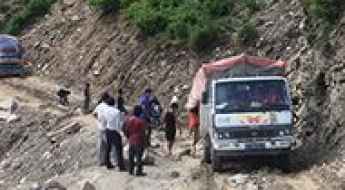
[2,0,345,189]
[22,0,345,156]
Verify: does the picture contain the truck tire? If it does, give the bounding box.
[203,136,211,164]
[274,153,291,172]
[211,146,222,172]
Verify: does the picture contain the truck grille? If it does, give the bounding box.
[231,129,277,138]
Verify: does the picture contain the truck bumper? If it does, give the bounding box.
[214,148,291,157]
[211,136,295,157]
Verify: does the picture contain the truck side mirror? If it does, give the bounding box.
[202,91,208,104]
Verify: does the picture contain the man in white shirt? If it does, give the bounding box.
[102,96,126,171]
[93,93,110,166]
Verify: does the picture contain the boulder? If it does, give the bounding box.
[30,182,43,190]
[44,180,67,190]
[82,181,96,190]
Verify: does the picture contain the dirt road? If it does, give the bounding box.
[0,76,333,190]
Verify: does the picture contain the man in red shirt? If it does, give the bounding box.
[124,105,147,176]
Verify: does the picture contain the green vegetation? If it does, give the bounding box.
[303,0,345,24]
[238,21,258,44]
[1,0,56,35]
[88,0,120,12]
[302,0,345,44]
[120,0,265,50]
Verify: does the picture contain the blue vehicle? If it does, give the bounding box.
[0,34,30,77]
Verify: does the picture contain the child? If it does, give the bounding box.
[188,106,199,157]
[164,103,180,156]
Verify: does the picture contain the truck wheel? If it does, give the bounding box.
[211,146,222,172]
[203,136,211,164]
[274,153,291,172]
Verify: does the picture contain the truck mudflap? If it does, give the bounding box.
[211,136,295,157]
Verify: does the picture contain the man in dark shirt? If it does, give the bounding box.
[83,83,90,114]
[124,105,146,176]
[164,103,180,156]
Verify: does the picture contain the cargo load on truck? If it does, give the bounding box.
[186,54,286,109]
[188,54,294,172]
[0,34,29,77]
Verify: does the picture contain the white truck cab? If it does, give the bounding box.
[201,76,296,171]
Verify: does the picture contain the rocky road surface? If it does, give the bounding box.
[0,77,337,190]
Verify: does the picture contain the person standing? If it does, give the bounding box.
[188,106,200,157]
[102,96,126,171]
[57,86,71,106]
[117,88,128,114]
[163,103,181,156]
[124,105,147,176]
[93,92,111,166]
[139,88,154,147]
[83,83,91,114]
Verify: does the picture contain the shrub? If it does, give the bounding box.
[2,0,56,35]
[238,21,257,44]
[3,16,27,35]
[189,24,218,51]
[240,0,261,12]
[304,0,345,24]
[127,1,167,35]
[26,0,55,17]
[123,0,262,50]
[88,0,120,12]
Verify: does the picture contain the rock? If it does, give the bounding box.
[161,60,167,66]
[143,153,155,165]
[11,161,22,170]
[243,182,259,190]
[41,42,50,48]
[0,160,11,169]
[19,177,26,184]
[0,99,13,111]
[82,181,96,190]
[74,108,83,116]
[71,15,80,21]
[63,0,76,6]
[170,171,180,178]
[44,180,67,190]
[47,122,82,138]
[170,96,179,105]
[228,174,249,186]
[93,70,100,76]
[30,182,43,190]
[43,151,53,160]
[174,88,180,94]
[182,85,189,90]
[176,148,191,160]
[34,41,41,48]
[7,114,20,123]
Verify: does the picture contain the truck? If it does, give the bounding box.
[0,34,30,77]
[186,54,296,171]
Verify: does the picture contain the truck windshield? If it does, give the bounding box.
[215,80,290,113]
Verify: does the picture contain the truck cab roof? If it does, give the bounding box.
[214,76,287,84]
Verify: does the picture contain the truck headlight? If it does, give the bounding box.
[278,129,292,136]
[279,130,285,136]
[224,132,231,138]
[215,132,224,140]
